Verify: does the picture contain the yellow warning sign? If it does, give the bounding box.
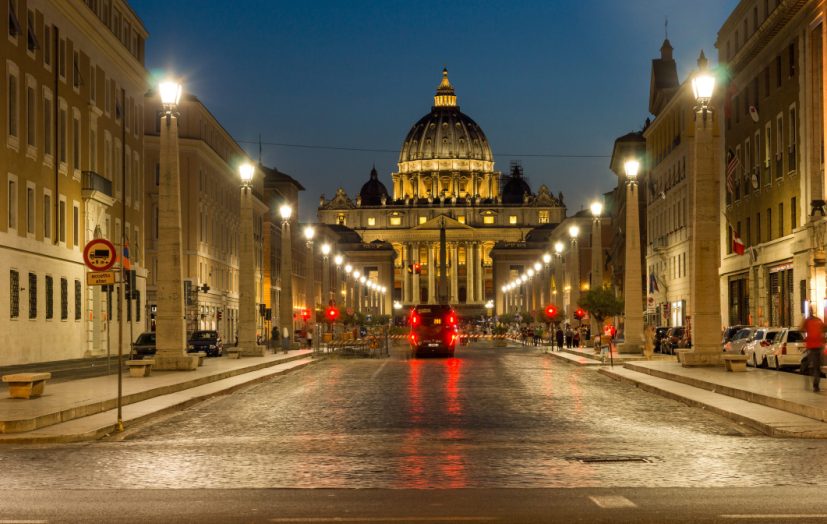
[86,271,116,286]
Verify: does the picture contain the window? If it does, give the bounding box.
[43,193,51,239]
[789,105,797,171]
[89,64,95,102]
[8,177,17,230]
[26,185,34,234]
[336,213,345,226]
[8,68,18,139]
[10,270,19,319]
[746,217,752,246]
[419,216,427,224]
[26,83,35,147]
[389,216,401,226]
[538,210,549,224]
[72,204,78,246]
[45,275,53,319]
[757,212,762,243]
[776,114,784,178]
[764,122,772,173]
[60,277,67,320]
[457,215,465,224]
[72,51,80,89]
[8,0,20,38]
[28,272,37,319]
[779,203,784,237]
[58,103,67,165]
[764,66,770,96]
[74,279,81,320]
[789,42,796,76]
[367,217,375,226]
[767,208,772,241]
[483,215,495,225]
[58,198,65,243]
[89,127,96,171]
[43,90,52,156]
[135,290,141,322]
[776,55,782,87]
[791,197,797,230]
[58,38,65,78]
[43,25,50,66]
[509,215,518,224]
[72,112,80,171]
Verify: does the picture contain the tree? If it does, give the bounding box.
[579,286,624,324]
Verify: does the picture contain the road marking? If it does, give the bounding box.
[371,360,389,379]
[269,518,497,522]
[721,515,827,520]
[588,495,637,509]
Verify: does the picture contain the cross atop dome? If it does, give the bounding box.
[434,67,457,107]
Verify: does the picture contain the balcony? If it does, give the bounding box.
[81,170,115,206]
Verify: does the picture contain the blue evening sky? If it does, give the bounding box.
[131,0,738,221]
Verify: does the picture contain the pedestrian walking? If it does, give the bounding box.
[573,330,580,348]
[306,328,313,349]
[556,328,564,351]
[800,308,825,392]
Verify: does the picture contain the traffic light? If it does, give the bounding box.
[413,263,421,274]
[325,306,340,322]
[544,305,558,319]
[574,308,586,320]
[301,308,312,321]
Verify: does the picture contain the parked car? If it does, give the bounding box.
[131,332,156,359]
[187,330,224,357]
[743,328,784,368]
[722,325,752,349]
[654,327,669,353]
[767,328,807,370]
[661,326,687,355]
[724,327,757,354]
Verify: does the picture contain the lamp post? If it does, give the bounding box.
[682,51,721,366]
[590,201,604,339]
[359,275,367,314]
[238,162,264,356]
[304,225,316,335]
[353,270,362,313]
[568,225,580,330]
[620,158,644,353]
[321,243,331,308]
[279,204,293,352]
[154,80,197,371]
[333,254,343,306]
[344,264,353,310]
[553,241,564,308]
[542,253,552,308]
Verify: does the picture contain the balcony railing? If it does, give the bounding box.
[82,171,112,197]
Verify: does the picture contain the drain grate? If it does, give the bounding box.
[569,455,654,464]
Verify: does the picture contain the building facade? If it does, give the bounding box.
[143,94,266,343]
[1,0,147,365]
[717,0,825,328]
[317,69,568,316]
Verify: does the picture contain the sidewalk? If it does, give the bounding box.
[599,360,827,438]
[0,349,316,443]
[547,345,673,366]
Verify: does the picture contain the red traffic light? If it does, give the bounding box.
[301,308,312,320]
[325,306,340,322]
[544,305,558,319]
[413,262,422,274]
[574,308,586,320]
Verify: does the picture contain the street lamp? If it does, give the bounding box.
[568,224,581,328]
[590,199,604,341]
[237,162,263,356]
[279,203,293,352]
[303,225,316,335]
[153,79,196,372]
[321,243,331,308]
[620,157,644,354]
[682,50,721,366]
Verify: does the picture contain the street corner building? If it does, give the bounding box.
[0,0,148,365]
[317,69,607,320]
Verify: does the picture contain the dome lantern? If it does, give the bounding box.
[433,68,457,107]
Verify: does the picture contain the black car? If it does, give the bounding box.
[409,304,459,358]
[187,330,224,357]
[131,332,156,359]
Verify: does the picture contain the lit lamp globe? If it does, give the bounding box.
[159,80,182,109]
[624,159,640,180]
[568,225,580,239]
[304,225,315,241]
[527,268,535,278]
[353,270,361,279]
[692,68,715,108]
[590,201,603,217]
[554,241,564,254]
[345,264,352,274]
[501,286,508,293]
[321,243,331,256]
[533,262,542,272]
[520,275,528,283]
[239,162,255,186]
[334,254,343,266]
[359,276,367,284]
[542,253,552,264]
[279,204,292,221]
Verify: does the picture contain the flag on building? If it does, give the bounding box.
[726,148,740,194]
[648,272,659,294]
[121,240,131,271]
[732,228,746,255]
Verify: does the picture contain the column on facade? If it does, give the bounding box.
[475,243,484,303]
[402,243,410,303]
[427,242,436,303]
[465,242,474,304]
[411,242,420,304]
[450,243,459,303]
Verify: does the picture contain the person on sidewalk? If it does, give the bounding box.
[555,328,564,351]
[800,308,825,392]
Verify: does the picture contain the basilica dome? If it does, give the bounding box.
[398,69,493,165]
[359,166,389,206]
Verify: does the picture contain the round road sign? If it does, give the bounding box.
[83,238,116,271]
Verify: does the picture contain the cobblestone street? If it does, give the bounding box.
[3,343,827,490]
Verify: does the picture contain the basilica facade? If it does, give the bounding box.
[318,69,569,315]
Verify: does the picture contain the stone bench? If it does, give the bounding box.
[721,354,749,372]
[2,372,52,399]
[226,349,241,359]
[126,359,155,377]
[192,352,207,366]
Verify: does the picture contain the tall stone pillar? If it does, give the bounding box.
[465,242,474,304]
[411,242,420,304]
[427,242,436,303]
[620,180,644,353]
[402,243,411,303]
[591,215,603,338]
[476,243,484,303]
[450,244,459,303]
[279,218,294,352]
[154,111,197,370]
[682,74,722,366]
[239,182,264,357]
[570,237,580,324]
[305,238,315,334]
